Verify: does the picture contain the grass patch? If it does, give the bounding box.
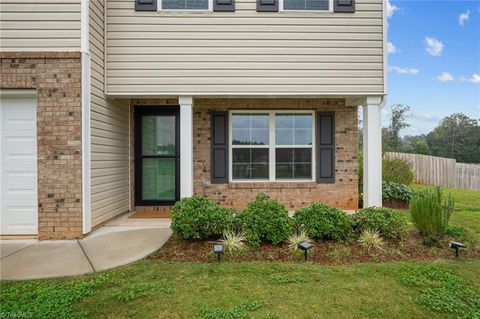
[400,264,480,318]
[2,260,480,318]
[0,272,112,319]
[198,298,266,319]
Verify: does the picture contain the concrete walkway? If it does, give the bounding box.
[0,214,172,281]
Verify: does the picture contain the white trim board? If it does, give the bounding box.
[81,0,91,234]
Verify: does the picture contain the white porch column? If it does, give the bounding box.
[179,96,193,198]
[362,96,383,207]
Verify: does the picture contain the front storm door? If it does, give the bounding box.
[135,107,180,206]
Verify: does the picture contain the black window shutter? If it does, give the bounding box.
[257,0,278,12]
[214,0,235,11]
[317,112,335,183]
[334,0,355,13]
[135,0,157,11]
[211,112,229,183]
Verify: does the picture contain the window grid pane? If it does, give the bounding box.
[275,148,312,180]
[275,113,312,146]
[231,112,314,181]
[232,148,269,180]
[232,113,269,146]
[162,0,208,9]
[283,0,329,10]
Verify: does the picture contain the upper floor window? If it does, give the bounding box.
[159,0,211,10]
[281,0,332,11]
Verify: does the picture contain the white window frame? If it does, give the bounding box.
[229,110,316,183]
[279,0,333,13]
[158,0,213,12]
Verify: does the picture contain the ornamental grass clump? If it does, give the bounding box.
[220,229,247,255]
[409,187,454,246]
[287,230,312,252]
[358,229,385,253]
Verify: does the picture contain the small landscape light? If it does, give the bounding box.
[298,241,313,261]
[213,243,224,262]
[449,241,465,257]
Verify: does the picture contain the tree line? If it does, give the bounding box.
[360,105,480,164]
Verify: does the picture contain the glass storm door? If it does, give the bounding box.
[135,107,180,205]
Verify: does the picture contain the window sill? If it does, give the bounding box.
[228,182,317,189]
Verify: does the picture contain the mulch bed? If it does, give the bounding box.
[383,199,409,209]
[149,232,478,265]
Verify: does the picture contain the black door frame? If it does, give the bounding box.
[134,105,180,206]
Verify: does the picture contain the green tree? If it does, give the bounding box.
[413,140,431,155]
[398,139,414,153]
[426,113,480,163]
[383,104,411,151]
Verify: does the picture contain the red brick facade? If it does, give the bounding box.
[1,52,83,239]
[132,98,359,210]
[193,98,359,210]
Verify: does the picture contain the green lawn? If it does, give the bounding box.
[1,186,479,319]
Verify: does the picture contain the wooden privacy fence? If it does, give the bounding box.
[384,152,480,191]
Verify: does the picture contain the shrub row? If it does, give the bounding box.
[171,193,408,246]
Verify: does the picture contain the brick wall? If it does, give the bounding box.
[193,98,359,210]
[1,52,83,239]
[132,98,358,210]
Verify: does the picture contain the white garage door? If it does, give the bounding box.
[0,91,38,235]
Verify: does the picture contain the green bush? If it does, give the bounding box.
[358,155,415,194]
[409,187,454,246]
[358,156,415,208]
[354,207,408,239]
[383,157,415,185]
[382,181,415,202]
[293,203,354,242]
[171,195,233,240]
[235,193,292,246]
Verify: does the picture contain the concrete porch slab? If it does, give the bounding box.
[80,228,172,272]
[0,240,37,259]
[0,241,93,280]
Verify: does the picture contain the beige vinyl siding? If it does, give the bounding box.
[90,0,130,227]
[106,0,385,95]
[0,0,81,51]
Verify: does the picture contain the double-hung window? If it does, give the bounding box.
[230,111,315,182]
[159,0,211,11]
[280,0,332,11]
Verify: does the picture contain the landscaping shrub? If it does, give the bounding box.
[235,193,292,246]
[382,181,415,202]
[382,157,415,185]
[354,207,408,239]
[171,195,233,240]
[293,203,354,242]
[410,187,454,246]
[358,155,415,201]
